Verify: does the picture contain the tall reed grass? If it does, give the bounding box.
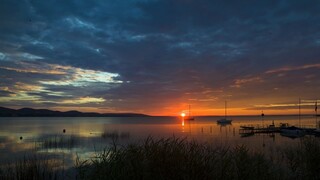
[75,137,320,180]
[2,136,319,179]
[0,154,61,180]
[101,130,130,139]
[283,137,320,180]
[75,137,287,180]
[37,135,78,149]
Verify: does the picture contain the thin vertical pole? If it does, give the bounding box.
[316,99,318,128]
[225,101,227,119]
[299,98,301,127]
[261,110,264,128]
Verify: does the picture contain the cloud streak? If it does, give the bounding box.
[266,64,320,74]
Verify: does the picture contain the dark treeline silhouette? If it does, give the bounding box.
[0,107,149,117]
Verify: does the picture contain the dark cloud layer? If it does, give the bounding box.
[0,0,320,115]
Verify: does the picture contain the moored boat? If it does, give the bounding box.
[217,118,232,124]
[185,105,195,121]
[217,101,232,124]
[280,126,305,138]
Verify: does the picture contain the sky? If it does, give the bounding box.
[0,0,320,116]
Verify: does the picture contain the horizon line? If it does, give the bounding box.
[1,106,318,117]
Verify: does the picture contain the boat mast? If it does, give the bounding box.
[261,110,264,127]
[316,100,318,128]
[225,101,227,119]
[299,98,301,127]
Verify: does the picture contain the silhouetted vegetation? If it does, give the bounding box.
[37,135,78,149]
[101,130,130,139]
[283,137,320,180]
[1,137,320,179]
[0,154,62,180]
[75,137,320,180]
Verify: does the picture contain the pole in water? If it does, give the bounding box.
[299,98,301,127]
[261,110,264,127]
[316,99,318,128]
[225,101,227,119]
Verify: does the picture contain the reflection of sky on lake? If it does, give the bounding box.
[0,116,318,167]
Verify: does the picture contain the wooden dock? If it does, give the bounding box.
[239,124,317,137]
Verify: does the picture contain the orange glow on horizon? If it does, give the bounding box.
[165,107,315,116]
[34,104,318,116]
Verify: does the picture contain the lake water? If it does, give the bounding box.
[0,115,318,169]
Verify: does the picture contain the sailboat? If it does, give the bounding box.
[280,98,305,138]
[313,100,320,135]
[280,126,305,138]
[217,101,232,124]
[185,105,195,121]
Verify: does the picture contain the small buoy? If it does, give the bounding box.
[20,136,23,140]
[63,129,66,133]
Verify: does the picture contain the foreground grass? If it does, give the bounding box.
[1,137,319,180]
[75,137,320,180]
[0,154,61,180]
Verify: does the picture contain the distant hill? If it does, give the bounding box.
[0,107,150,117]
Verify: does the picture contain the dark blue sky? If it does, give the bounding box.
[0,0,319,115]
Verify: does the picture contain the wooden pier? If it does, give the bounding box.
[239,124,317,137]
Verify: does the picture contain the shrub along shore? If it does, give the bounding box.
[1,137,320,180]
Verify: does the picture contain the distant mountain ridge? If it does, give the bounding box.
[0,107,150,117]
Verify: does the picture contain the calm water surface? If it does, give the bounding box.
[0,115,318,168]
